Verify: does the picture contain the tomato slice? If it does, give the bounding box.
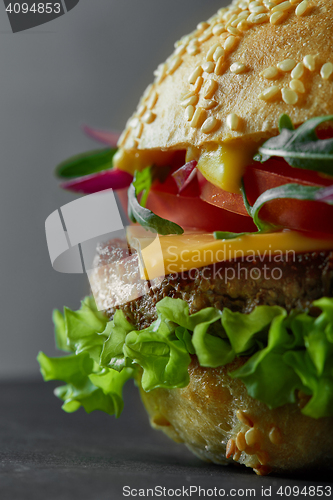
[146,169,256,232]
[199,158,333,234]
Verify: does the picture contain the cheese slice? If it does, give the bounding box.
[127,227,333,280]
[192,141,257,194]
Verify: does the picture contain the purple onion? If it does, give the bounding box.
[315,185,333,202]
[83,125,120,147]
[61,169,133,194]
[171,161,198,193]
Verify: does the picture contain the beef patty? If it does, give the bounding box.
[89,238,333,329]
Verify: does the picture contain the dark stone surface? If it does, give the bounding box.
[0,381,331,500]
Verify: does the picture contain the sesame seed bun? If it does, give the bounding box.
[140,357,333,475]
[118,0,333,151]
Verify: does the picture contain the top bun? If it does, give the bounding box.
[118,0,333,151]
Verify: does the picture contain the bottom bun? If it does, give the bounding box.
[139,357,333,475]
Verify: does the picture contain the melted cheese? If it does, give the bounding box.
[193,142,257,194]
[113,148,175,174]
[127,227,333,280]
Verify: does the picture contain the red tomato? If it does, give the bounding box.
[199,158,333,234]
[146,170,256,232]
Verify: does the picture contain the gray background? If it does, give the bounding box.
[0,0,227,379]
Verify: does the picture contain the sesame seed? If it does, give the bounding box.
[154,63,168,84]
[127,138,138,150]
[269,427,283,445]
[249,0,261,10]
[260,66,279,79]
[137,104,146,117]
[257,451,270,466]
[212,23,225,36]
[146,91,158,109]
[237,20,249,30]
[245,427,261,447]
[215,56,226,75]
[191,76,204,94]
[290,79,305,93]
[291,62,304,79]
[321,62,333,80]
[233,449,241,462]
[197,21,210,32]
[174,44,187,57]
[185,105,195,121]
[248,13,269,23]
[224,35,238,51]
[180,95,199,107]
[190,107,206,128]
[227,26,241,35]
[303,54,315,71]
[227,113,241,130]
[272,1,292,12]
[238,10,251,19]
[202,99,218,109]
[129,117,139,129]
[188,65,203,84]
[142,111,156,124]
[251,5,267,13]
[259,85,280,100]
[198,28,213,43]
[230,62,247,74]
[289,0,301,3]
[225,14,238,27]
[277,59,296,71]
[236,410,253,427]
[206,43,221,62]
[270,11,287,24]
[134,122,143,138]
[296,0,309,16]
[282,88,298,104]
[213,47,225,62]
[202,61,215,73]
[263,0,275,8]
[187,45,200,56]
[226,439,236,459]
[168,56,182,75]
[204,79,218,98]
[201,116,219,134]
[236,431,247,451]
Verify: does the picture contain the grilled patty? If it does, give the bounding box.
[90,238,333,329]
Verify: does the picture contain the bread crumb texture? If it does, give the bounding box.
[118,0,333,151]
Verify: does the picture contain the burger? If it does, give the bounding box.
[39,0,333,475]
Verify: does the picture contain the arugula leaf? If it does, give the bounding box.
[255,114,333,175]
[56,148,117,179]
[128,169,184,235]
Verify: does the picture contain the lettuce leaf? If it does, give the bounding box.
[38,295,333,419]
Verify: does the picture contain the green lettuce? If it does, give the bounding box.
[38,296,333,419]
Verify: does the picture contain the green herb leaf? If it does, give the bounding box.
[56,148,117,179]
[128,170,184,235]
[255,114,333,175]
[38,295,333,418]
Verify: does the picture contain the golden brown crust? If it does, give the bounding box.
[139,357,333,475]
[118,0,333,152]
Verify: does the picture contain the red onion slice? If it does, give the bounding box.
[315,185,333,202]
[83,125,120,147]
[171,161,198,193]
[61,169,133,194]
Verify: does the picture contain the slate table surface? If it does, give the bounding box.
[0,380,331,500]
